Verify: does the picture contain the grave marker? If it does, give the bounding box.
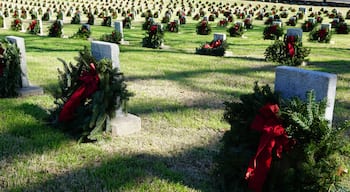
[275,66,337,123]
[5,36,43,96]
[321,23,331,31]
[213,33,226,41]
[272,21,282,27]
[91,41,141,136]
[286,28,303,40]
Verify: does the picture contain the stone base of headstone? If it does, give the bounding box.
[119,40,129,45]
[111,113,141,136]
[224,51,233,57]
[160,44,170,49]
[18,86,44,97]
[241,35,248,39]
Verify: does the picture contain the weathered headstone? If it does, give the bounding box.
[91,40,120,69]
[5,36,44,96]
[91,40,141,136]
[298,7,307,14]
[114,21,124,40]
[286,28,303,40]
[272,21,282,27]
[275,66,337,123]
[321,23,331,31]
[213,33,226,41]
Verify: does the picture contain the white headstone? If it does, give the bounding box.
[5,36,43,96]
[39,19,44,35]
[275,66,337,123]
[90,41,141,136]
[91,41,120,69]
[213,33,226,41]
[321,23,331,31]
[5,36,30,87]
[308,18,316,24]
[286,28,303,40]
[114,21,124,40]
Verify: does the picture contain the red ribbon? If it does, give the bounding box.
[318,29,327,41]
[58,63,100,122]
[286,36,295,57]
[245,103,291,192]
[150,25,158,35]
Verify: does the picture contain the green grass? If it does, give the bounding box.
[1,1,350,191]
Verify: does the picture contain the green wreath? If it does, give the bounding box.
[216,82,350,192]
[50,47,133,142]
[0,39,22,98]
[142,24,164,49]
[264,35,310,66]
[99,30,122,44]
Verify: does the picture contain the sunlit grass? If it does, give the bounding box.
[0,0,349,191]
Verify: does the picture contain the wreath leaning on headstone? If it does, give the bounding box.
[195,39,228,56]
[264,35,310,66]
[309,27,332,43]
[99,30,122,44]
[215,82,350,192]
[0,39,22,98]
[50,47,133,142]
[142,24,164,49]
[48,20,63,37]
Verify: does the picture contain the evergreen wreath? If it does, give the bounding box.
[11,18,22,31]
[48,20,63,37]
[27,19,40,35]
[142,18,155,30]
[123,16,132,29]
[41,12,50,21]
[50,47,133,142]
[216,82,350,192]
[142,24,164,49]
[309,27,332,43]
[286,17,297,26]
[99,30,122,44]
[196,20,212,35]
[244,18,253,29]
[71,24,91,40]
[228,22,244,37]
[87,12,94,25]
[166,21,179,32]
[71,12,81,24]
[0,39,22,98]
[264,35,310,66]
[196,39,228,56]
[301,20,317,32]
[195,39,228,56]
[101,16,112,27]
[335,22,349,34]
[56,11,64,20]
[263,25,284,40]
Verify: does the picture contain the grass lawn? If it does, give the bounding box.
[0,0,350,191]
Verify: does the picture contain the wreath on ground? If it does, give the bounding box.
[0,39,22,98]
[195,39,228,56]
[27,19,40,35]
[166,21,179,32]
[196,20,211,35]
[228,22,244,37]
[309,27,332,43]
[48,20,63,37]
[87,12,94,25]
[265,35,310,66]
[101,16,111,27]
[123,16,132,29]
[216,82,350,192]
[11,18,22,31]
[263,25,284,40]
[50,47,133,142]
[301,20,317,32]
[142,24,164,49]
[99,30,122,44]
[335,22,349,34]
[71,24,91,40]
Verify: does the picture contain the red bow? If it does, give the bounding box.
[286,36,295,57]
[318,29,327,41]
[245,104,292,192]
[58,63,100,122]
[210,39,222,48]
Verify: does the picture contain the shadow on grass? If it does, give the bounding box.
[0,102,71,163]
[10,140,223,192]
